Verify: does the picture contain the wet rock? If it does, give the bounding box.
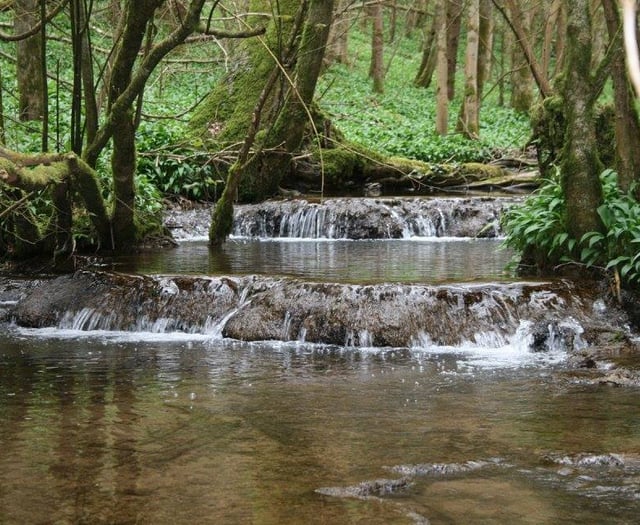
[163,203,211,240]
[0,276,42,322]
[364,182,382,197]
[316,477,411,499]
[528,320,582,353]
[230,197,519,240]
[9,270,626,351]
[390,459,504,477]
[598,368,640,387]
[543,453,626,468]
[11,271,241,332]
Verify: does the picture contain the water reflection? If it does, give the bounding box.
[109,238,514,284]
[1,333,639,524]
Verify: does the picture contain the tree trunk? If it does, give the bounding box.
[370,1,385,93]
[542,0,561,75]
[389,0,397,42]
[0,149,112,252]
[325,0,349,66]
[209,0,334,245]
[107,0,162,249]
[414,10,437,88]
[621,0,640,98]
[79,0,98,147]
[509,0,534,112]
[270,0,334,152]
[435,0,449,135]
[602,0,640,195]
[493,0,553,100]
[15,0,44,121]
[405,0,426,37]
[561,0,603,241]
[446,0,463,100]
[477,0,494,98]
[457,0,480,138]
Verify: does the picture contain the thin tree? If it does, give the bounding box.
[477,0,494,99]
[457,0,480,138]
[435,0,448,134]
[602,0,640,196]
[370,0,385,93]
[446,0,463,100]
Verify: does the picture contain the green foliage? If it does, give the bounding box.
[501,172,574,261]
[503,169,640,286]
[136,121,225,201]
[318,29,530,164]
[580,170,640,284]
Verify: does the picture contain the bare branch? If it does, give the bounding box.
[492,0,553,98]
[0,0,68,42]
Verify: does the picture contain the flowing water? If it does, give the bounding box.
[1,332,639,524]
[2,199,640,523]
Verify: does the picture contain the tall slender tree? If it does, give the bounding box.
[435,0,448,134]
[602,0,640,196]
[370,0,385,93]
[457,0,480,138]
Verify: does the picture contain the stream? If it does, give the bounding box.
[1,197,639,524]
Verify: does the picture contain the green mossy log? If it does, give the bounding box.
[1,150,112,255]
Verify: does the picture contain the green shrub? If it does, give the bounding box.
[136,122,225,201]
[503,168,640,286]
[580,170,640,284]
[501,171,573,261]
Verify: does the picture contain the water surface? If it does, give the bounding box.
[110,238,514,284]
[1,331,639,524]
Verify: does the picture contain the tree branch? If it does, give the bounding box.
[492,0,553,98]
[0,0,68,42]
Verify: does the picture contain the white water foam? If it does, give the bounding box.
[14,325,214,343]
[409,320,571,369]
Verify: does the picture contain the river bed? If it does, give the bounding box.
[1,330,639,524]
[1,207,639,523]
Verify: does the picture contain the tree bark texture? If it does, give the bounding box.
[446,0,463,100]
[14,0,44,121]
[107,0,162,248]
[414,11,437,88]
[477,0,494,98]
[209,0,334,244]
[561,0,604,241]
[0,149,112,253]
[602,0,640,196]
[325,0,349,66]
[457,0,480,138]
[509,0,534,112]
[370,1,385,93]
[435,0,449,135]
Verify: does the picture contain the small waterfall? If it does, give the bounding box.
[232,197,517,240]
[10,271,626,358]
[60,307,117,331]
[279,207,337,238]
[205,283,253,339]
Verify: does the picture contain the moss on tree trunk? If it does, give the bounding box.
[560,0,603,241]
[0,150,112,256]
